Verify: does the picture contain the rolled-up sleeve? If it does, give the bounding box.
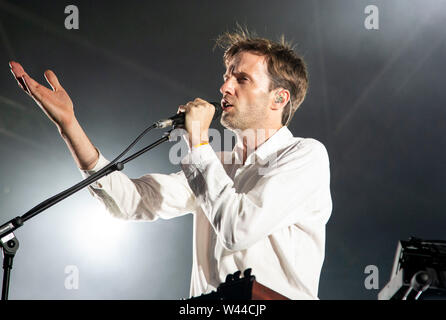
[80,151,197,221]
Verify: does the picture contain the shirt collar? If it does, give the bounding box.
[233,126,294,164]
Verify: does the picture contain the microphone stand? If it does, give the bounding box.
[0,129,173,300]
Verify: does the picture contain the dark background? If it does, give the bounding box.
[0,0,445,299]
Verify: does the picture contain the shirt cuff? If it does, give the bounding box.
[79,150,110,188]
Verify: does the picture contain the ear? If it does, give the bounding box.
[271,88,290,111]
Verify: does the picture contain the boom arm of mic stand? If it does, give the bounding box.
[0,129,172,300]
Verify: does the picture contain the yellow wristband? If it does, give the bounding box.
[192,142,209,148]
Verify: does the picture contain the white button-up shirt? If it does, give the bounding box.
[81,126,332,299]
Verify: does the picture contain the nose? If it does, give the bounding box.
[220,78,235,96]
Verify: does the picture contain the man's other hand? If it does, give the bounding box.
[9,61,75,131]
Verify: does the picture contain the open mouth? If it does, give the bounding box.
[221,100,234,111]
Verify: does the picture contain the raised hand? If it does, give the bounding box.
[9,61,75,130]
[9,61,99,169]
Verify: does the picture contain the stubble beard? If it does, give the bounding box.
[220,103,266,133]
[221,109,253,132]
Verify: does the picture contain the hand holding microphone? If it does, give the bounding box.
[179,98,222,147]
[157,99,222,128]
[157,98,222,147]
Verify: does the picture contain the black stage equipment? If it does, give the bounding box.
[378,237,446,300]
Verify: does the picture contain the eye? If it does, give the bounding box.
[237,77,248,83]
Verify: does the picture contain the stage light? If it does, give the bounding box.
[72,204,129,262]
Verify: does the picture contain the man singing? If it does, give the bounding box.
[9,29,332,300]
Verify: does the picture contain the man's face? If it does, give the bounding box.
[220,51,273,131]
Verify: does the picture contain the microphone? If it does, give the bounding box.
[155,101,222,128]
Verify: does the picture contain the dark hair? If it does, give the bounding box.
[216,27,308,125]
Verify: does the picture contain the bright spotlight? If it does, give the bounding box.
[72,205,130,262]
